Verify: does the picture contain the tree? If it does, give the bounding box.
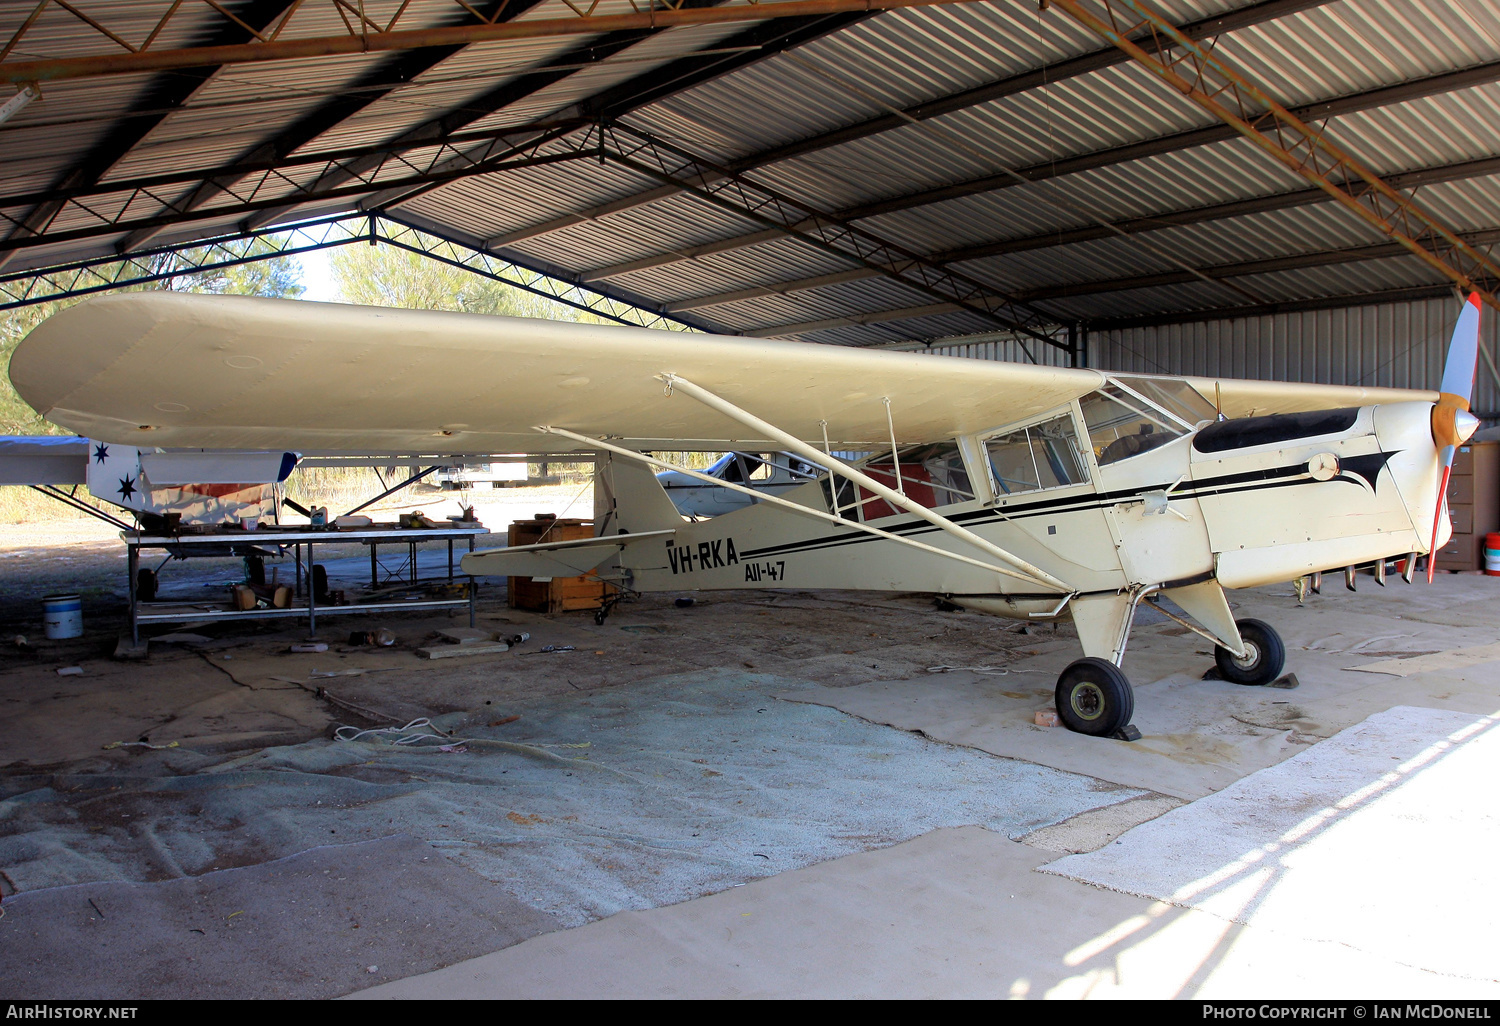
[330,237,603,322]
[0,244,304,435]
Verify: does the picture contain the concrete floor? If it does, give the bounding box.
[1,526,1497,999]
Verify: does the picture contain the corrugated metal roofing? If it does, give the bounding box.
[1,0,1498,372]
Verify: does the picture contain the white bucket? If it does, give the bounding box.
[42,593,83,640]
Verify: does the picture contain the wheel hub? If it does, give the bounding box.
[1232,640,1261,670]
[1069,682,1105,721]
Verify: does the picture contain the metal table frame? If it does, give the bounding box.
[124,525,487,642]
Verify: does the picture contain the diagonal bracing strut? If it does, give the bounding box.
[1045,0,1500,313]
[539,426,1066,591]
[657,374,1073,591]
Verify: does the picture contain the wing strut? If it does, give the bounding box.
[657,374,1074,592]
[539,426,1066,591]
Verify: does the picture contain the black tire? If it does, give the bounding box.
[136,568,157,602]
[1055,657,1135,737]
[1214,618,1285,685]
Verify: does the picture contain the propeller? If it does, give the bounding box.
[1427,292,1485,581]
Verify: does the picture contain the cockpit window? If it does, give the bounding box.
[839,442,976,520]
[1080,385,1188,466]
[984,413,1088,496]
[1113,377,1217,428]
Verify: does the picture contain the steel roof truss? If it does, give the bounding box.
[930,155,1500,266]
[600,124,1066,354]
[232,0,736,235]
[547,57,1500,291]
[1016,228,1500,303]
[0,0,299,272]
[485,0,1334,251]
[1049,0,1500,311]
[0,127,589,257]
[0,211,705,334]
[115,0,532,253]
[0,0,980,84]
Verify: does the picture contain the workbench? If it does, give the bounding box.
[123,523,489,643]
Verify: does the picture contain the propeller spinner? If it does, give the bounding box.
[1427,292,1485,581]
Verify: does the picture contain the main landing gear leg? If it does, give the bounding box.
[1060,591,1146,741]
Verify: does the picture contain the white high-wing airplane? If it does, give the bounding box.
[11,291,1482,738]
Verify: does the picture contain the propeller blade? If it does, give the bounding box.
[1428,463,1453,582]
[1428,293,1484,582]
[1439,293,1482,403]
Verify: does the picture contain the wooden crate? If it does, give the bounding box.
[506,517,617,614]
[1436,441,1500,572]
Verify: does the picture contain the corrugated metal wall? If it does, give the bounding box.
[919,336,1074,367]
[918,296,1500,419]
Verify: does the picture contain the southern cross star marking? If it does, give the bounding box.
[118,475,136,500]
[93,443,109,464]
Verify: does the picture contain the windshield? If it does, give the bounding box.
[1080,385,1187,466]
[1113,376,1217,428]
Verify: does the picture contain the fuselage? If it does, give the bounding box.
[609,395,1445,605]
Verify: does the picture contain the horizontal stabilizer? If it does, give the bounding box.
[461,529,675,578]
[0,435,87,485]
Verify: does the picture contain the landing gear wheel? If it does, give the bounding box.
[1214,618,1285,685]
[1055,657,1135,737]
[593,593,622,626]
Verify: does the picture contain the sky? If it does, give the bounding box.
[294,248,338,302]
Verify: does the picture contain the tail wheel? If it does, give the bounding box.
[1055,657,1135,737]
[1214,618,1286,685]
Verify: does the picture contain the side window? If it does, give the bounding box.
[984,413,1088,497]
[747,454,773,481]
[835,442,978,522]
[985,428,1040,494]
[911,443,974,506]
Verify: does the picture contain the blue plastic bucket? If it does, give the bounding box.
[42,593,83,640]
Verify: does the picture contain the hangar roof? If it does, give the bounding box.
[2,0,1497,353]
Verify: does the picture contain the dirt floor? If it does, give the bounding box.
[0,493,1082,999]
[3,493,1498,999]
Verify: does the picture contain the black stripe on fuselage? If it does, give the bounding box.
[737,454,1394,561]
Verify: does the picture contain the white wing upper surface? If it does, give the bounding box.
[11,292,1436,453]
[1177,374,1435,419]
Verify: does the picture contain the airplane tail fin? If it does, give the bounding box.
[594,452,684,536]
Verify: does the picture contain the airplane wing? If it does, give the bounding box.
[1175,374,1436,418]
[9,292,1102,453]
[462,529,676,578]
[11,292,1437,454]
